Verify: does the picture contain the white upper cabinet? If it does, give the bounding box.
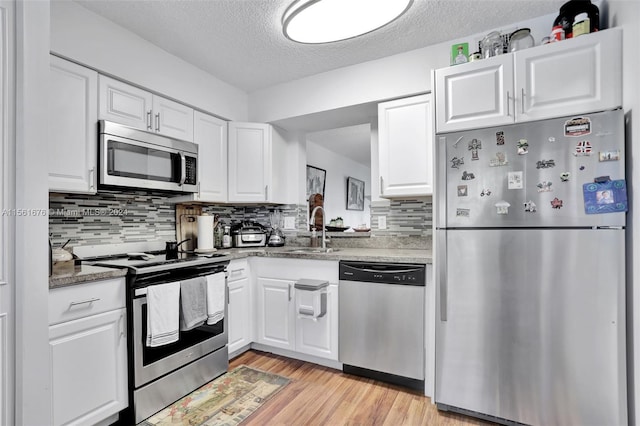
[378,94,434,197]
[49,55,98,194]
[228,122,288,203]
[99,75,194,141]
[435,29,622,133]
[193,112,228,202]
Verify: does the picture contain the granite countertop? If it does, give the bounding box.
[49,264,128,289]
[49,247,432,288]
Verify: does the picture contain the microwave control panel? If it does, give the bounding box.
[185,156,197,185]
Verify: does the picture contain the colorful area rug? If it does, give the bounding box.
[141,365,290,425]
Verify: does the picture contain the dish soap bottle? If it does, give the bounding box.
[310,228,319,248]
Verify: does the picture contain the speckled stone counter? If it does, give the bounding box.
[49,247,431,288]
[49,264,128,289]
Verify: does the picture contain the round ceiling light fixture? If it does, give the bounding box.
[282,0,413,44]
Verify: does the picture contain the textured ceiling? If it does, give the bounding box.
[74,0,566,93]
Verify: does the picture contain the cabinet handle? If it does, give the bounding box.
[506,91,511,116]
[89,167,95,190]
[521,88,525,114]
[146,110,152,130]
[118,313,125,339]
[69,297,100,307]
[265,185,269,201]
[288,284,292,301]
[380,176,384,195]
[226,285,230,305]
[155,113,160,132]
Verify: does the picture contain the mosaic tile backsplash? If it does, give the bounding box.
[49,192,432,250]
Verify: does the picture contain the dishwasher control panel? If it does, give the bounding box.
[339,261,426,286]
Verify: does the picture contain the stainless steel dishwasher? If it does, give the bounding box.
[339,261,425,390]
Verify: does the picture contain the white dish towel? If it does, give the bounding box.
[206,272,225,325]
[146,281,180,347]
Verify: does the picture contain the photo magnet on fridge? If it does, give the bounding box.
[583,180,628,214]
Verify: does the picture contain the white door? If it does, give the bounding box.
[49,309,128,426]
[228,276,250,354]
[256,277,295,350]
[435,55,514,132]
[49,56,98,194]
[193,111,227,202]
[98,75,153,131]
[152,95,194,141]
[295,284,338,360]
[228,122,270,203]
[378,94,434,197]
[515,29,622,122]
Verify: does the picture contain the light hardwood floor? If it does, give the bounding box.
[230,350,495,426]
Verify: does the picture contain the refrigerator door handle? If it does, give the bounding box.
[438,230,448,322]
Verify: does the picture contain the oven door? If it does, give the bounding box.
[132,276,228,388]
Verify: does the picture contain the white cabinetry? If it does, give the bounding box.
[48,278,128,426]
[378,94,433,197]
[49,56,98,194]
[228,122,288,203]
[99,75,194,141]
[435,29,622,133]
[253,258,339,360]
[227,259,252,356]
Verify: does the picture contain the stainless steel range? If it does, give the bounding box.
[84,246,230,424]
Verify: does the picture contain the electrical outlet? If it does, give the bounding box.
[378,215,387,230]
[284,216,296,230]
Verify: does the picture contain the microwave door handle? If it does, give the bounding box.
[179,152,186,186]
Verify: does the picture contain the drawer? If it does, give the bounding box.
[227,259,249,282]
[49,277,126,325]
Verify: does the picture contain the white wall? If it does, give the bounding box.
[50,0,248,121]
[306,142,371,229]
[607,2,640,424]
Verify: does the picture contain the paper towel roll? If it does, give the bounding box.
[197,214,214,250]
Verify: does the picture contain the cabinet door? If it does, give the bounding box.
[99,75,153,131]
[435,55,514,132]
[228,122,271,203]
[49,56,98,194]
[378,94,434,197]
[295,284,338,360]
[256,277,295,350]
[228,276,251,355]
[49,308,127,426]
[193,111,227,202]
[152,95,194,141]
[515,29,622,122]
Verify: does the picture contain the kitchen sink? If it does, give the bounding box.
[284,247,339,254]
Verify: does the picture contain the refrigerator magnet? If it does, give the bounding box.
[461,171,475,180]
[517,139,529,155]
[548,136,556,143]
[496,131,505,145]
[583,180,628,214]
[489,152,508,167]
[453,136,464,148]
[537,181,553,192]
[536,159,556,169]
[495,201,510,215]
[480,188,492,197]
[468,139,482,160]
[564,117,592,137]
[457,185,468,196]
[599,150,620,162]
[560,172,570,182]
[451,156,464,168]
[456,208,471,218]
[573,141,593,156]
[508,171,523,189]
[524,200,537,212]
[550,197,564,209]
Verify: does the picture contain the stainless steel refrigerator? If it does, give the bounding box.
[434,109,627,425]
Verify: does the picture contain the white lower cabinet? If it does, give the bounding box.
[253,258,339,361]
[49,278,128,426]
[227,259,252,355]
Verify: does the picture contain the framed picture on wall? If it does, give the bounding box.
[306,165,326,199]
[346,177,365,211]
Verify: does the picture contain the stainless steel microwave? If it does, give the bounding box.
[99,120,198,193]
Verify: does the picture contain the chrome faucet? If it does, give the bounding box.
[309,205,329,249]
